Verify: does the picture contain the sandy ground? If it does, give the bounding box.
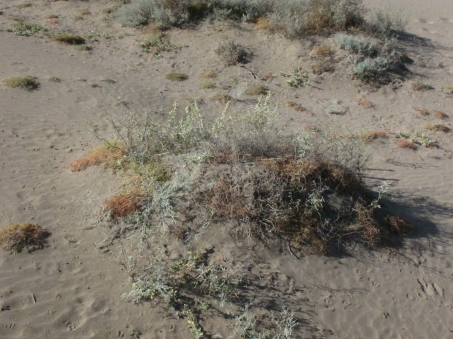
[1,0,453,338]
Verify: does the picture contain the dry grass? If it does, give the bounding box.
[211,93,232,103]
[52,35,85,45]
[396,139,416,149]
[199,81,215,89]
[200,70,217,79]
[244,85,268,96]
[70,143,125,171]
[355,97,375,108]
[142,24,163,35]
[361,131,389,142]
[255,17,271,30]
[104,193,143,219]
[284,100,307,112]
[311,60,335,75]
[215,41,249,66]
[414,108,430,116]
[411,80,434,91]
[80,8,91,15]
[47,14,59,19]
[0,224,49,253]
[166,73,188,81]
[16,3,31,9]
[311,45,332,57]
[3,76,39,90]
[425,123,451,133]
[433,110,448,120]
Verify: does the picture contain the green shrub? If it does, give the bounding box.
[352,56,394,82]
[335,34,377,56]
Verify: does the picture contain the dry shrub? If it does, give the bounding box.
[3,76,39,90]
[211,93,232,103]
[433,110,448,120]
[104,193,143,219]
[200,70,217,79]
[215,41,249,66]
[425,123,451,133]
[255,17,271,30]
[284,101,307,112]
[387,216,413,235]
[311,45,332,56]
[411,80,433,91]
[52,35,85,45]
[396,139,416,149]
[311,60,335,74]
[0,224,49,253]
[355,97,374,108]
[361,131,388,142]
[70,143,125,171]
[244,85,268,96]
[414,108,429,116]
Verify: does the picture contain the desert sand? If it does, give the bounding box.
[0,0,453,338]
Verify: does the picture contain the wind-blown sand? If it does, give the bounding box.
[1,0,453,338]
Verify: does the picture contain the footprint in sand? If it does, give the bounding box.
[417,278,444,298]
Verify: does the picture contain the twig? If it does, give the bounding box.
[31,294,36,303]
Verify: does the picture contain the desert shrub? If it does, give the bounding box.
[352,56,394,83]
[104,193,143,219]
[367,4,408,36]
[3,76,40,90]
[0,224,49,253]
[70,142,125,171]
[141,32,181,54]
[335,34,377,56]
[52,34,86,45]
[215,41,250,66]
[114,0,269,27]
[361,131,388,142]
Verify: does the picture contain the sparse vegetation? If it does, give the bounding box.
[441,86,453,95]
[166,73,188,81]
[397,131,437,148]
[80,8,91,16]
[412,80,434,91]
[3,76,40,90]
[284,100,307,112]
[395,139,416,150]
[199,81,215,89]
[414,108,430,116]
[312,44,332,57]
[15,3,31,9]
[141,32,181,54]
[7,23,43,36]
[49,77,61,82]
[200,70,217,79]
[211,93,232,103]
[74,45,92,51]
[0,224,49,253]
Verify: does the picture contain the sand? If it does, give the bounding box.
[1,0,453,338]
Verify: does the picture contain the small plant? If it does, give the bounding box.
[215,41,249,66]
[0,224,49,253]
[425,123,451,133]
[3,76,39,90]
[244,84,268,96]
[74,45,92,51]
[70,142,125,171]
[199,81,215,89]
[52,34,86,45]
[441,86,453,95]
[166,73,188,81]
[361,131,388,142]
[397,131,437,147]
[412,80,434,91]
[355,97,374,108]
[211,93,232,103]
[433,110,448,120]
[141,33,181,54]
[7,23,43,36]
[284,100,306,112]
[280,67,310,87]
